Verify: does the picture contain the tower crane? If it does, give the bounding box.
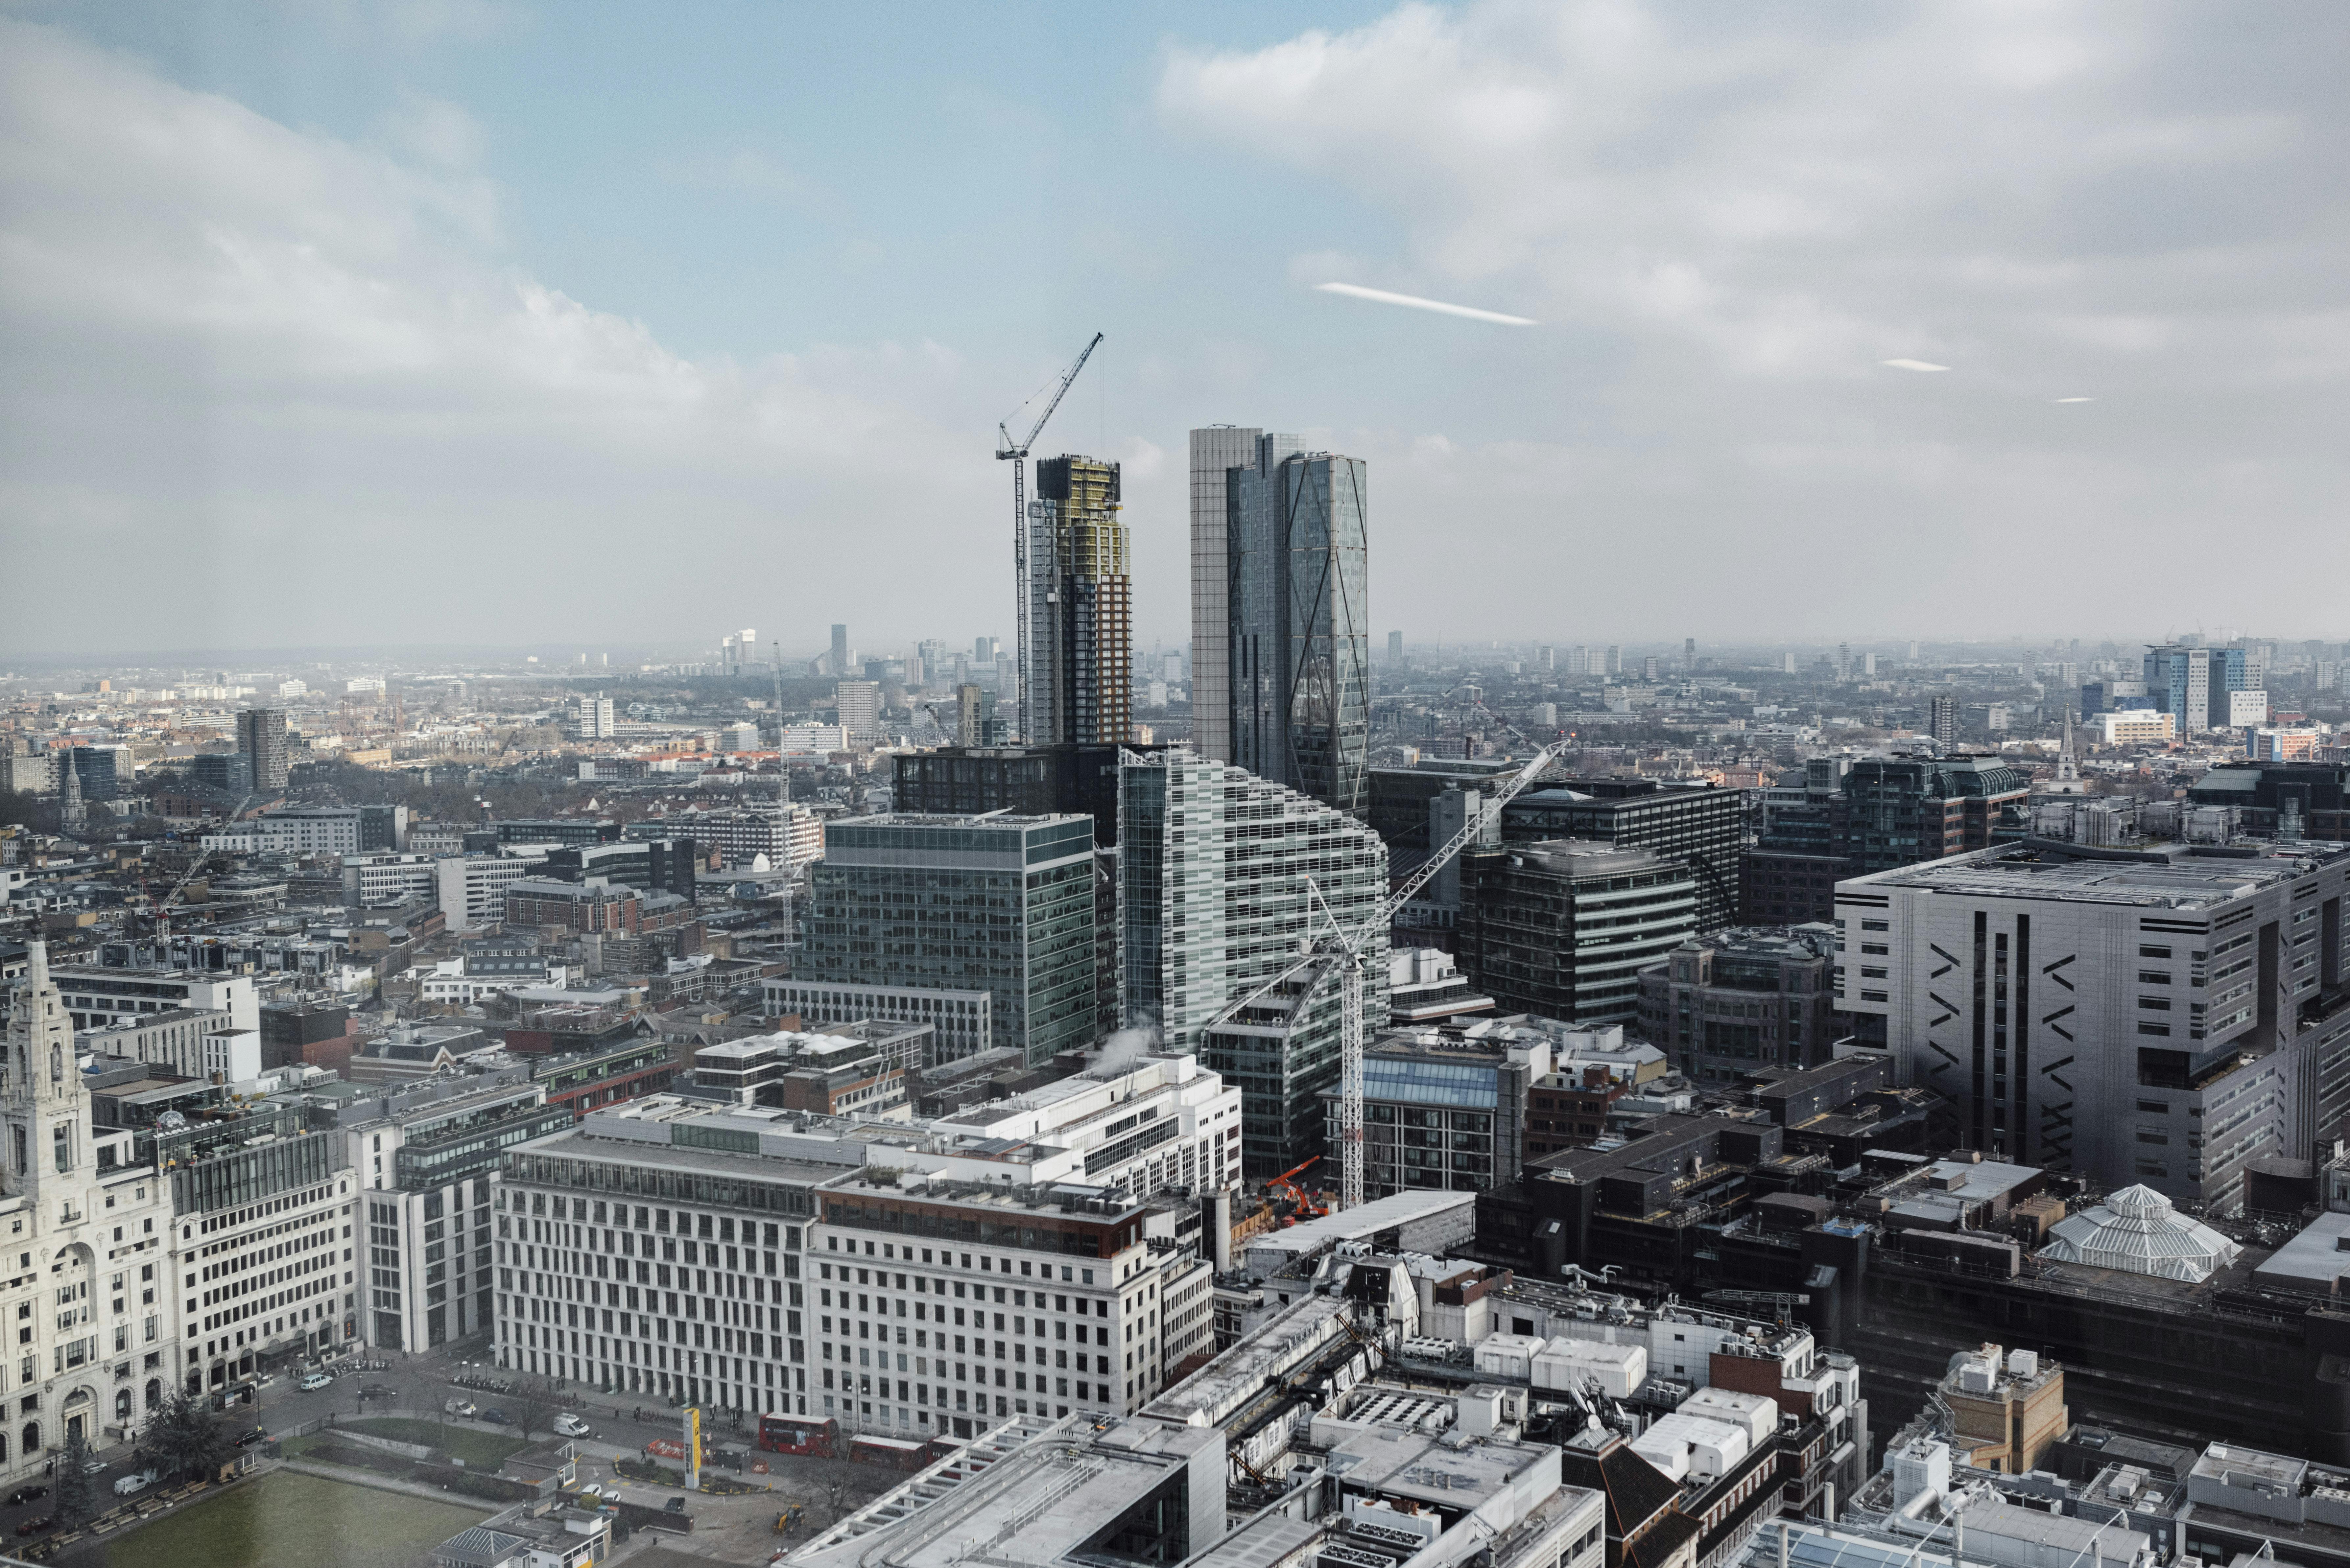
[1205,741,1569,1211]
[995,332,1104,744]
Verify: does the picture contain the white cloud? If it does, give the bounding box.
[1158,0,2350,637]
[0,19,992,654]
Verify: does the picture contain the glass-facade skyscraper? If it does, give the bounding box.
[1026,455,1131,747]
[800,813,1098,1065]
[1119,752,1388,1175]
[1227,440,1371,817]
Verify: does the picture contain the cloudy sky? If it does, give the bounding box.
[3,1,2346,660]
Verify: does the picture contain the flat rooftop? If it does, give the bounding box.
[1854,844,2337,907]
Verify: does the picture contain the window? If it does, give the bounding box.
[2137,1100,2170,1115]
[2139,971,2171,985]
[1862,920,1889,932]
[2138,1022,2172,1037]
[2139,945,2172,959]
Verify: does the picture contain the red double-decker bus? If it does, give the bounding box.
[848,1433,933,1471]
[757,1413,838,1458]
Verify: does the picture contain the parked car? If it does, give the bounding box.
[444,1399,477,1418]
[576,1483,606,1500]
[553,1414,590,1437]
[664,1497,687,1514]
[360,1384,395,1400]
[232,1426,269,1449]
[80,1457,106,1476]
[481,1409,510,1426]
[112,1470,157,1497]
[299,1372,333,1391]
[13,1517,54,1537]
[3,1485,47,1507]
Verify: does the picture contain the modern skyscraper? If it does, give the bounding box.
[1188,426,1281,762]
[1119,752,1388,1172]
[236,706,290,792]
[1229,439,1371,815]
[973,635,996,666]
[800,812,1099,1065]
[1389,630,1406,667]
[1027,455,1131,746]
[831,623,851,677]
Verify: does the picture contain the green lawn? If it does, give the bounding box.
[338,1417,531,1468]
[93,1470,491,1568]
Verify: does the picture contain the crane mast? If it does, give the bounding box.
[995,332,1103,742]
[1211,740,1566,1211]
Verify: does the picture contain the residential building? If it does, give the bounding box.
[435,850,554,933]
[0,942,182,1478]
[236,707,290,792]
[1835,839,2350,1209]
[325,1071,570,1351]
[1503,779,1744,932]
[1119,751,1389,1174]
[660,807,814,872]
[831,623,851,677]
[1330,1021,1553,1199]
[833,681,882,748]
[1929,696,1958,747]
[1458,842,1698,1028]
[1228,439,1371,814]
[244,805,408,857]
[760,980,993,1064]
[74,1006,231,1078]
[2251,728,2322,762]
[1027,455,1132,747]
[799,813,1098,1065]
[575,694,614,740]
[1637,926,1840,1086]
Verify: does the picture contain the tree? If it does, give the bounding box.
[508,1377,558,1442]
[56,1432,96,1527]
[148,1386,226,1484]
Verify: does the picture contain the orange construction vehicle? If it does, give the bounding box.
[1266,1158,1328,1224]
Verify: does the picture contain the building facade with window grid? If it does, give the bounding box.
[1321,1029,1551,1199]
[799,814,1098,1066]
[1458,842,1698,1028]
[1837,841,2350,1212]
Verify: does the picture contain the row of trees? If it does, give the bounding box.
[52,1390,228,1528]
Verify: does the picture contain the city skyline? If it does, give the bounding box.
[8,6,2350,656]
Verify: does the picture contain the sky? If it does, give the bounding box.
[3,0,2347,660]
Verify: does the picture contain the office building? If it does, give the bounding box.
[1929,696,1958,748]
[1228,440,1372,815]
[1027,456,1132,747]
[2146,644,2249,735]
[661,807,815,872]
[1367,756,1524,874]
[1836,840,2350,1209]
[503,878,642,934]
[953,683,993,746]
[38,964,259,1036]
[187,752,253,797]
[891,743,1161,847]
[2188,761,2350,839]
[341,852,441,908]
[236,707,290,793]
[1332,1022,1554,1199]
[59,746,123,803]
[1458,842,1697,1027]
[1503,778,1743,932]
[1119,751,1388,1053]
[0,943,183,1479]
[542,836,700,900]
[490,819,620,848]
[1636,926,1840,1085]
[835,681,883,747]
[434,849,554,932]
[1121,751,1390,1177]
[761,980,994,1064]
[691,1023,927,1119]
[1389,629,1406,666]
[1840,755,2030,877]
[327,1072,568,1351]
[2248,727,2319,764]
[236,804,407,857]
[800,814,1098,1064]
[494,1048,1230,1435]
[1187,425,1276,763]
[831,623,852,676]
[2095,709,2176,745]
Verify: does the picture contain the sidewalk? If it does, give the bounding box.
[276,1457,504,1510]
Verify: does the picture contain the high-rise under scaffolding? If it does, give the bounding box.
[1026,455,1131,746]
